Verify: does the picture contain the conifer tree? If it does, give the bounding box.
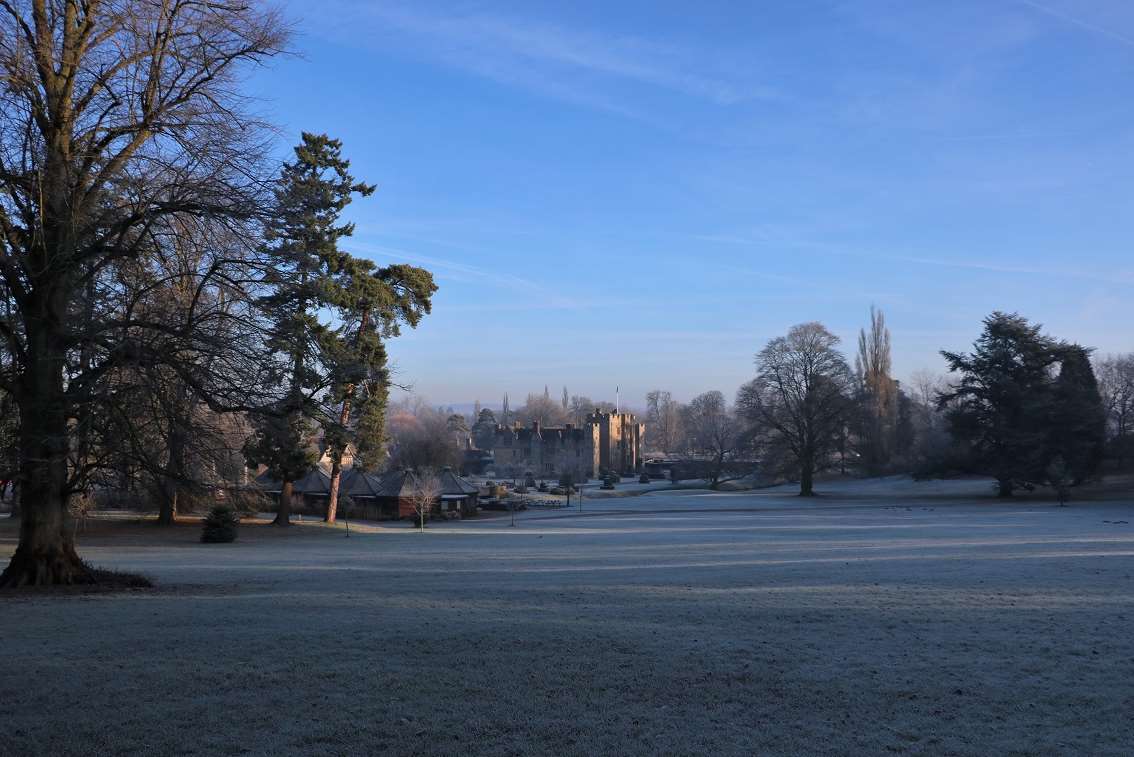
[940,313,1104,496]
[322,260,435,522]
[244,133,375,526]
[1048,346,1106,485]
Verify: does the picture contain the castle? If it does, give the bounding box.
[487,411,644,480]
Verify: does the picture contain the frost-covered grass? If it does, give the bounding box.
[2,479,1133,755]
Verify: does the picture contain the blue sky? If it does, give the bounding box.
[251,0,1134,407]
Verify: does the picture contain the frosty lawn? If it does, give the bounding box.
[2,480,1132,756]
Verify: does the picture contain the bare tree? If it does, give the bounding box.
[1095,353,1134,467]
[568,395,594,426]
[387,400,463,470]
[737,323,853,496]
[0,0,288,585]
[516,391,568,427]
[645,389,683,454]
[408,469,441,533]
[854,306,899,474]
[681,390,741,488]
[907,369,952,469]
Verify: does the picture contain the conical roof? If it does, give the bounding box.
[254,468,331,495]
[370,468,478,498]
[340,468,386,498]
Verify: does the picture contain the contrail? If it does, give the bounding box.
[1013,0,1134,49]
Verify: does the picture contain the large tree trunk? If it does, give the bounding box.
[274,480,293,526]
[799,453,815,497]
[324,397,352,523]
[325,307,369,524]
[997,478,1014,498]
[158,488,179,526]
[157,424,187,526]
[1,332,90,587]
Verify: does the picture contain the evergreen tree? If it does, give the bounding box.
[321,258,435,521]
[472,408,499,451]
[939,312,1096,497]
[1048,346,1106,485]
[244,133,375,526]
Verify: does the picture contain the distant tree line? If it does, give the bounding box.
[644,310,1120,498]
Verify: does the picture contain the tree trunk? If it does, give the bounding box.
[799,454,815,497]
[325,307,368,523]
[324,397,353,523]
[1,339,90,586]
[157,424,187,526]
[997,478,1014,498]
[325,455,342,524]
[274,480,293,526]
[158,487,178,526]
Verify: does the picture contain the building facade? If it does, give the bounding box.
[486,411,644,480]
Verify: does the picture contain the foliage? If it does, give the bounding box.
[940,312,1105,496]
[472,408,499,450]
[201,505,240,544]
[1046,346,1106,485]
[243,134,435,524]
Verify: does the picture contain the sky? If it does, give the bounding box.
[249,0,1134,409]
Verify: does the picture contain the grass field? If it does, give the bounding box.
[2,478,1133,755]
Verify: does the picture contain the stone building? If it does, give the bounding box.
[486,411,644,480]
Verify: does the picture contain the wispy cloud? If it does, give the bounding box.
[348,240,639,311]
[311,1,774,117]
[692,229,1134,285]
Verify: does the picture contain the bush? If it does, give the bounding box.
[201,504,239,543]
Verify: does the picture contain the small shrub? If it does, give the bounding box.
[201,504,239,543]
